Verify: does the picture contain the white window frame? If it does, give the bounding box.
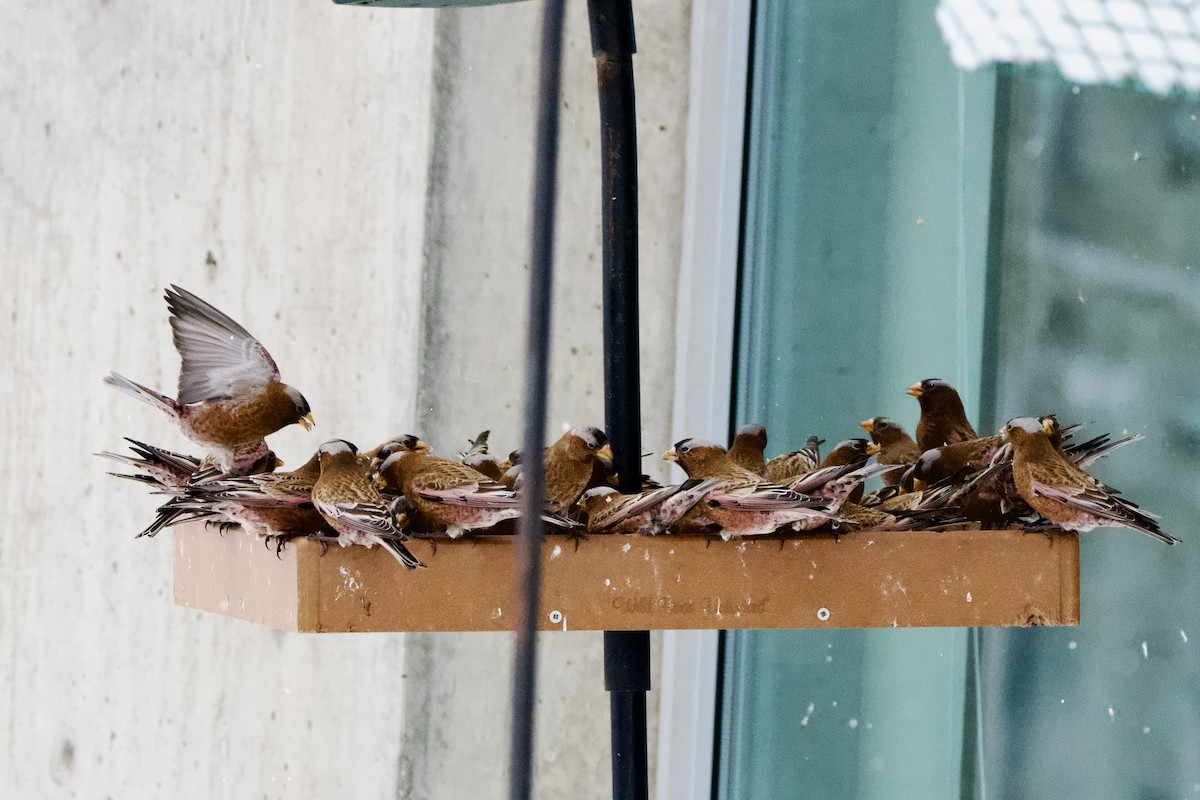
[656,3,751,798]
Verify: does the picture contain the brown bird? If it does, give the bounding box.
[764,435,824,483]
[910,434,1004,487]
[581,479,721,535]
[908,379,977,451]
[196,451,323,506]
[156,494,332,553]
[105,286,314,472]
[456,430,507,481]
[663,439,839,537]
[376,448,573,538]
[728,424,768,476]
[311,440,424,569]
[859,417,921,486]
[462,453,507,482]
[1003,417,1177,545]
[543,426,609,514]
[819,438,872,469]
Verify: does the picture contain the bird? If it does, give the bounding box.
[536,426,610,514]
[819,438,872,469]
[728,424,768,476]
[153,493,332,554]
[581,479,721,535]
[908,378,977,450]
[462,452,507,482]
[194,451,323,506]
[909,434,1004,488]
[104,285,314,473]
[1003,417,1178,545]
[310,439,425,568]
[375,447,575,538]
[764,435,824,483]
[457,430,507,482]
[663,439,840,538]
[859,417,921,486]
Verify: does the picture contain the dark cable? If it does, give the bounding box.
[508,3,566,800]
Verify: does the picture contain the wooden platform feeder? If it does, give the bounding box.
[173,523,1080,632]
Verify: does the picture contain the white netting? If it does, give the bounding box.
[937,0,1200,94]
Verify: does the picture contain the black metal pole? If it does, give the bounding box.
[509,3,566,800]
[588,2,650,800]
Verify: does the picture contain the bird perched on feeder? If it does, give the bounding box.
[504,426,610,514]
[908,379,977,450]
[663,439,840,537]
[909,434,1004,488]
[462,452,507,482]
[195,451,323,506]
[581,479,721,536]
[104,285,314,473]
[859,417,921,486]
[1002,417,1178,545]
[454,430,505,480]
[153,492,332,554]
[375,446,576,538]
[728,424,768,476]
[310,439,424,569]
[764,435,824,484]
[819,438,872,469]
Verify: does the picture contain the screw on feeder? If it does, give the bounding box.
[548,609,563,624]
[817,607,831,621]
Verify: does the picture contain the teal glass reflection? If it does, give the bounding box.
[719,0,998,797]
[980,75,1200,800]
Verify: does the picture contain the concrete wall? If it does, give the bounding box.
[0,1,690,797]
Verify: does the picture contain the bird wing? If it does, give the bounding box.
[416,481,522,509]
[709,484,815,510]
[1028,478,1176,544]
[653,479,722,526]
[458,430,491,459]
[1068,433,1144,469]
[591,486,681,529]
[313,490,401,537]
[166,285,281,405]
[1028,479,1157,521]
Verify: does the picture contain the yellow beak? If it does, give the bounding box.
[596,443,614,468]
[866,442,881,456]
[1041,418,1056,435]
[906,383,923,398]
[414,439,432,455]
[662,448,679,462]
[299,413,316,431]
[859,419,874,433]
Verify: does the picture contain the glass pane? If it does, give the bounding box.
[980,73,1200,799]
[719,0,998,797]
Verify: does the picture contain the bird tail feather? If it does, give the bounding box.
[104,372,178,415]
[376,536,426,570]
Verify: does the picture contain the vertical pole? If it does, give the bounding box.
[588,2,650,800]
[509,3,566,800]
